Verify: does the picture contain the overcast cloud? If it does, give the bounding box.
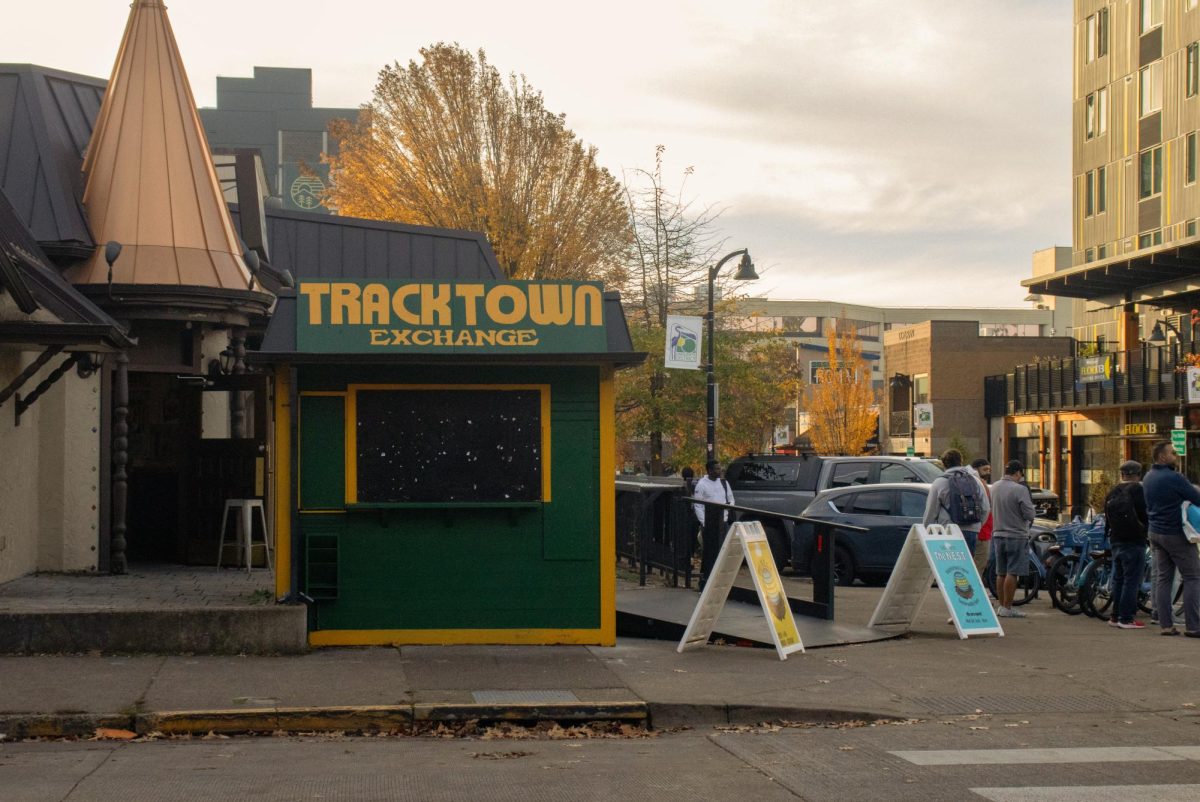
[7,0,1070,306]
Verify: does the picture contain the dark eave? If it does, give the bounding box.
[1024,239,1200,309]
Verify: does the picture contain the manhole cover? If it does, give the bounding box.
[911,694,1134,714]
[471,690,580,704]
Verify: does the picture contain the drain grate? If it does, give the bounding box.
[470,690,581,705]
[911,694,1134,715]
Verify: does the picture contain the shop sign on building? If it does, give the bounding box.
[1075,354,1114,390]
[297,280,607,353]
[1122,422,1157,436]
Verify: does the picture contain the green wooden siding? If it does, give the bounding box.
[296,364,601,632]
[299,395,344,509]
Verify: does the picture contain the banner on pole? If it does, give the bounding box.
[914,403,934,430]
[1187,367,1200,404]
[664,315,703,370]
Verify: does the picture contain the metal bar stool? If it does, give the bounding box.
[217,498,272,572]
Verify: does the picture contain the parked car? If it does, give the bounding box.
[798,483,932,586]
[1026,485,1060,520]
[725,454,943,569]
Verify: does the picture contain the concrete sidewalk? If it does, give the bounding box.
[3,584,1199,739]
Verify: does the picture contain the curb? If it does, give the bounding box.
[3,701,650,739]
[647,702,907,729]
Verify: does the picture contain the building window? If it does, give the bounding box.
[1086,170,1096,216]
[1097,8,1109,57]
[1141,61,1164,117]
[1189,44,1200,98]
[1097,166,1107,212]
[1086,93,1097,139]
[1142,0,1163,33]
[1188,220,1198,237]
[1085,248,1095,263]
[1139,230,1164,248]
[1098,88,1108,135]
[1140,146,1163,198]
[1098,244,1108,259]
[1189,132,1198,185]
[913,375,929,405]
[1086,14,1097,63]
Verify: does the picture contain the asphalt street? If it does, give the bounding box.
[4,711,1200,801]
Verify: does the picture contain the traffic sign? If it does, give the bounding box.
[906,446,915,457]
[1172,428,1187,453]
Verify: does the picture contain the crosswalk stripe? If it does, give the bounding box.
[970,784,1200,801]
[890,746,1200,765]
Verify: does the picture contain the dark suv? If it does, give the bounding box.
[725,454,943,570]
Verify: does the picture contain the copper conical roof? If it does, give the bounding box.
[67,0,254,291]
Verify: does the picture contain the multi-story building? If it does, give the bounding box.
[199,67,356,214]
[1000,1,1200,517]
[731,296,1073,448]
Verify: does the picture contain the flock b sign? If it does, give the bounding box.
[678,521,804,660]
[869,524,1003,639]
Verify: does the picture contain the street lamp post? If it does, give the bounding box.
[706,249,758,463]
[1147,318,1188,422]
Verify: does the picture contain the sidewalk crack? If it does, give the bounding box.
[59,743,121,801]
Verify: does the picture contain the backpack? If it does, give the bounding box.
[1104,483,1144,541]
[1182,501,1200,544]
[944,468,983,526]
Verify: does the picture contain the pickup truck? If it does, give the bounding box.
[725,454,943,571]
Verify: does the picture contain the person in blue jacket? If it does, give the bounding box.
[1141,441,1200,636]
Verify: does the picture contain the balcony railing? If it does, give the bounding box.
[986,342,1194,417]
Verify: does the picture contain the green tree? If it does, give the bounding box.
[325,43,630,286]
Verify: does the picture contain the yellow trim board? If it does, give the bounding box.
[343,383,552,504]
[597,365,616,644]
[310,628,609,647]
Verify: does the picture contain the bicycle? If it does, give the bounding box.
[1078,544,1154,620]
[982,536,1046,607]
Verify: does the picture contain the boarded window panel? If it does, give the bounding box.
[300,395,345,509]
[356,389,541,503]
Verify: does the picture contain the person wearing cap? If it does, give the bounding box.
[990,459,1035,618]
[1103,460,1148,629]
[1142,441,1200,636]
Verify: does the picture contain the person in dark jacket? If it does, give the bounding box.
[1103,460,1149,629]
[1141,441,1200,636]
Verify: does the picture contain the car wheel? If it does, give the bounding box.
[833,545,855,587]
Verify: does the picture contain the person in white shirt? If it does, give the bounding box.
[693,460,734,583]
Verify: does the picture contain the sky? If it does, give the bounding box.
[6,1,1072,307]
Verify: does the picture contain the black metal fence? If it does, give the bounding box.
[987,341,1196,416]
[615,478,696,588]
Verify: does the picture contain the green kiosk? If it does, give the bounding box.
[256,240,642,647]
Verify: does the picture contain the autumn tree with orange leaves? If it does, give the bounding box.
[805,321,878,455]
[324,43,630,286]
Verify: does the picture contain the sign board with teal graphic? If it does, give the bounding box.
[868,524,1003,639]
[663,314,703,370]
[296,280,608,354]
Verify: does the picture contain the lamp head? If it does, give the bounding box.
[1023,292,1044,304]
[103,241,122,268]
[889,372,910,390]
[1147,322,1167,345]
[733,252,758,281]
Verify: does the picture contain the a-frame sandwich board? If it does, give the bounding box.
[869,523,1003,639]
[678,521,805,660]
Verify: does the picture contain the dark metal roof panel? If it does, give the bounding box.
[0,186,130,348]
[0,64,105,255]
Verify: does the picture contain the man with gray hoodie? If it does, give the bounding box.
[990,460,1036,618]
[922,449,990,553]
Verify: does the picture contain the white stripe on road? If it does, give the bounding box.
[891,746,1199,765]
[970,785,1200,802]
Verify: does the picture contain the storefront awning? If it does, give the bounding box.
[1023,239,1200,310]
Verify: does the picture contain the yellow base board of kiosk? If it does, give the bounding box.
[310,628,614,647]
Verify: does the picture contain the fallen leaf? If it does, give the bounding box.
[93,728,136,741]
[969,726,989,731]
[838,745,856,751]
[1183,703,1196,708]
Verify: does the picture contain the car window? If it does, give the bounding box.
[828,493,856,513]
[850,490,894,516]
[727,458,821,490]
[829,462,872,488]
[911,461,944,482]
[899,490,928,518]
[880,463,922,484]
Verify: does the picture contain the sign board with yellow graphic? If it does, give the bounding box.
[868,524,1003,640]
[296,280,608,354]
[677,521,804,660]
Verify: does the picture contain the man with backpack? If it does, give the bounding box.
[1103,460,1148,629]
[990,460,1036,618]
[922,449,990,554]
